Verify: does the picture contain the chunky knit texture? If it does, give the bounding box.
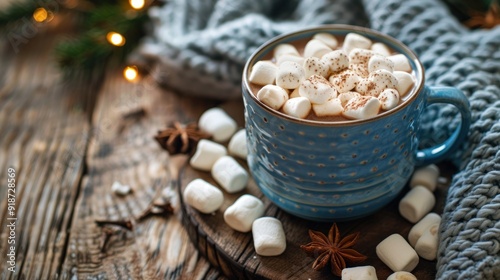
[138,0,500,279]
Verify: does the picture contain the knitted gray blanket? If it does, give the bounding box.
[138,0,500,279]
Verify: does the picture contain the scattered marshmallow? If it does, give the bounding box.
[252,217,286,256]
[393,71,415,97]
[224,194,265,232]
[282,97,312,119]
[409,164,440,192]
[249,60,278,86]
[341,266,377,280]
[321,50,349,73]
[371,42,391,57]
[379,88,400,111]
[199,108,238,142]
[183,179,224,214]
[376,234,419,272]
[343,33,372,54]
[408,213,441,247]
[304,39,332,58]
[257,84,289,110]
[303,57,329,78]
[211,156,248,193]
[349,48,375,65]
[228,129,248,160]
[387,271,417,280]
[342,96,381,120]
[349,63,370,78]
[299,75,337,105]
[399,186,436,223]
[313,98,343,117]
[415,223,439,261]
[276,54,305,66]
[273,43,299,58]
[190,139,227,171]
[329,70,360,93]
[388,54,412,73]
[338,91,361,107]
[111,181,132,196]
[369,69,398,90]
[368,55,394,73]
[276,61,306,89]
[313,32,338,49]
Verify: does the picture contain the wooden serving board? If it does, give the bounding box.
[176,102,452,279]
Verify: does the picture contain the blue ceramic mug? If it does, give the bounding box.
[241,25,471,222]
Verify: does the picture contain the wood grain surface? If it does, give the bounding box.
[177,103,455,280]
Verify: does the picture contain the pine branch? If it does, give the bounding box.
[0,1,40,27]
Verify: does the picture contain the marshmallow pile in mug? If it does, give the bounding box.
[248,33,415,120]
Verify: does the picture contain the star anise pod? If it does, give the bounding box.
[154,122,209,155]
[300,223,367,277]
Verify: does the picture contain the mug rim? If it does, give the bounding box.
[242,24,425,127]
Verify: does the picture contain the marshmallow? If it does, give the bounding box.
[321,50,350,73]
[371,42,392,57]
[369,69,398,90]
[289,88,300,98]
[343,33,373,54]
[276,61,305,89]
[409,164,440,192]
[111,181,131,196]
[183,179,224,214]
[388,54,412,73]
[379,88,400,111]
[249,60,278,86]
[329,70,361,93]
[299,75,337,105]
[338,91,361,107]
[313,32,338,49]
[408,212,441,247]
[252,217,286,256]
[224,194,265,232]
[313,98,343,117]
[282,96,312,119]
[228,129,247,160]
[199,108,238,142]
[257,84,289,110]
[393,71,415,97]
[399,186,436,223]
[273,43,299,58]
[211,156,248,193]
[387,271,417,280]
[276,54,305,66]
[303,56,329,78]
[368,55,394,73]
[349,63,370,78]
[349,48,376,65]
[341,266,377,280]
[415,223,439,261]
[304,39,332,58]
[342,96,381,120]
[190,139,227,171]
[376,234,419,272]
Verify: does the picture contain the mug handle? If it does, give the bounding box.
[415,86,471,166]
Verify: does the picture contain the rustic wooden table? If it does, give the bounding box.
[0,24,456,280]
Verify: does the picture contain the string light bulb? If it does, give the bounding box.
[33,8,48,22]
[123,66,139,82]
[129,0,145,10]
[106,32,126,47]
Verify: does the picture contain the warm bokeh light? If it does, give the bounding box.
[123,66,139,82]
[33,8,48,23]
[106,32,126,47]
[129,0,145,10]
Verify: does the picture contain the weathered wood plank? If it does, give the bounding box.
[0,34,89,279]
[61,70,225,279]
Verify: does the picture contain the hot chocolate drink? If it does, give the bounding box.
[247,32,416,122]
